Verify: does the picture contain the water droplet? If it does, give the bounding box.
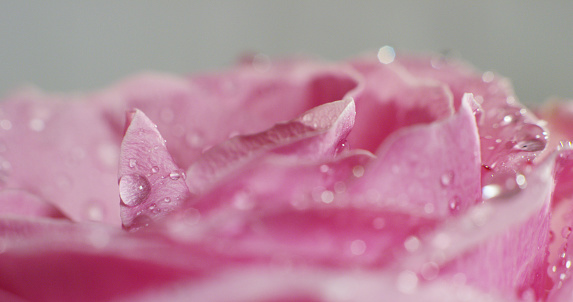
[169,170,185,180]
[352,165,365,178]
[482,184,502,200]
[449,196,461,213]
[563,227,572,239]
[29,119,45,131]
[86,203,104,222]
[377,45,396,64]
[129,159,137,168]
[0,120,12,130]
[500,115,513,126]
[404,236,420,252]
[440,171,454,187]
[151,166,159,174]
[350,239,367,255]
[119,174,150,207]
[148,203,156,210]
[516,174,527,189]
[320,190,334,204]
[514,139,546,152]
[163,197,171,203]
[397,270,419,294]
[482,71,494,83]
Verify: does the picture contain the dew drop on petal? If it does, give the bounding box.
[514,139,546,152]
[119,174,150,207]
[320,190,334,204]
[404,236,421,252]
[169,170,185,180]
[352,165,365,178]
[163,197,171,203]
[350,239,367,255]
[482,184,502,200]
[449,196,461,213]
[151,166,159,174]
[440,171,454,187]
[129,159,137,168]
[377,45,396,64]
[516,174,527,189]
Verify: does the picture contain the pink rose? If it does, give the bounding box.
[0,51,572,301]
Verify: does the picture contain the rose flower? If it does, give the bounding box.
[0,51,572,301]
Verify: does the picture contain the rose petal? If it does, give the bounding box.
[119,109,193,231]
[0,189,66,219]
[397,55,549,186]
[403,154,555,300]
[186,99,355,194]
[0,91,121,225]
[94,59,360,169]
[350,93,481,217]
[347,58,455,153]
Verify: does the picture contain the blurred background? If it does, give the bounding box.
[1,1,572,104]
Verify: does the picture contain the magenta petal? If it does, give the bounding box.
[186,99,355,193]
[119,109,192,230]
[351,93,481,217]
[0,190,66,219]
[0,92,121,225]
[403,155,554,300]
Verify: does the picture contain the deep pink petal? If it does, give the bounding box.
[350,93,481,217]
[118,109,193,231]
[186,99,355,193]
[0,91,122,225]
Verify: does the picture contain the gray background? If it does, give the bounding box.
[1,1,572,104]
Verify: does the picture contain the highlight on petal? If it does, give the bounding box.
[350,93,481,217]
[0,92,122,225]
[186,99,355,194]
[119,109,192,231]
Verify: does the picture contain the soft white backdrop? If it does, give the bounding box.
[2,1,572,104]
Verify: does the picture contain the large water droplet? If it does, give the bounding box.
[119,174,150,207]
[512,123,547,152]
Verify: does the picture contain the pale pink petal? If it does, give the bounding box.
[119,109,193,231]
[93,59,359,169]
[0,91,121,225]
[186,99,355,193]
[349,93,481,217]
